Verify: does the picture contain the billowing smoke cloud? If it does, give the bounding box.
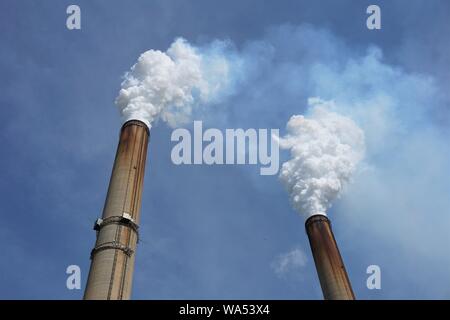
[218,25,449,295]
[271,247,308,278]
[116,38,236,128]
[278,98,365,218]
[114,24,450,295]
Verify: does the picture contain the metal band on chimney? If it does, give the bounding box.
[93,216,140,236]
[90,242,135,259]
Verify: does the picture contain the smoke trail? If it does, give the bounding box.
[110,24,450,296]
[115,38,235,129]
[278,98,365,218]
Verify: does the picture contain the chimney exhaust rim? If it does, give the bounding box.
[121,119,150,136]
[305,213,330,228]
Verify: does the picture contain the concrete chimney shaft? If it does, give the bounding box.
[305,215,355,300]
[84,120,149,300]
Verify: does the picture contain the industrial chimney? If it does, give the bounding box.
[84,119,150,300]
[305,215,355,300]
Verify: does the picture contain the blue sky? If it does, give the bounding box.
[0,1,449,299]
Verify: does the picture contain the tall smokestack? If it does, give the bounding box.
[85,38,230,300]
[305,215,355,300]
[277,99,364,299]
[84,120,149,300]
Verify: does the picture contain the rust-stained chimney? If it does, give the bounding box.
[305,215,355,300]
[84,120,149,300]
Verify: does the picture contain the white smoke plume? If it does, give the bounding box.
[271,247,308,278]
[278,98,365,218]
[115,38,234,129]
[111,24,450,297]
